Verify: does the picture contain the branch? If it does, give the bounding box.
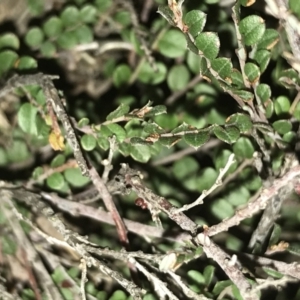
[176,154,236,212]
[207,164,300,237]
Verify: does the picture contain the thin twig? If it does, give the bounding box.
[176,154,236,212]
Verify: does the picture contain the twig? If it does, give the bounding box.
[0,73,129,248]
[0,190,64,300]
[168,271,211,300]
[3,185,144,299]
[113,166,258,298]
[232,2,249,89]
[102,136,117,183]
[250,276,297,296]
[151,139,221,166]
[207,164,300,237]
[80,258,87,300]
[41,191,191,243]
[128,257,179,300]
[210,157,254,197]
[176,154,236,212]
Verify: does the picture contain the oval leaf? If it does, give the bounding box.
[239,15,265,46]
[0,33,19,50]
[184,10,207,38]
[213,125,240,144]
[211,57,232,79]
[195,32,220,60]
[18,103,38,135]
[158,30,187,58]
[244,62,260,84]
[183,130,210,149]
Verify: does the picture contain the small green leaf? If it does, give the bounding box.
[257,29,279,49]
[106,103,130,121]
[106,124,126,142]
[157,5,176,27]
[43,17,63,38]
[211,57,232,79]
[196,167,218,191]
[158,29,187,58]
[230,69,244,88]
[130,144,151,162]
[244,62,260,84]
[46,172,65,190]
[272,120,292,135]
[36,89,46,105]
[40,41,56,57]
[253,49,271,73]
[173,157,198,180]
[239,15,265,46]
[225,113,253,133]
[7,140,30,162]
[57,31,78,50]
[264,99,274,118]
[78,118,90,127]
[18,103,38,135]
[269,224,282,247]
[143,123,164,134]
[113,64,131,87]
[231,285,243,300]
[98,137,109,150]
[212,198,234,220]
[233,137,255,158]
[79,4,97,23]
[212,280,232,295]
[145,105,167,117]
[0,50,18,75]
[50,154,66,168]
[64,168,90,187]
[60,6,80,27]
[184,10,207,38]
[289,0,300,18]
[27,0,44,15]
[274,96,290,115]
[187,51,201,74]
[183,130,210,149]
[283,131,295,143]
[278,68,300,89]
[231,89,254,102]
[167,65,191,91]
[95,0,112,12]
[138,62,167,85]
[75,25,93,44]
[195,32,220,59]
[25,27,44,48]
[256,84,271,103]
[0,33,19,50]
[109,290,127,300]
[187,270,205,284]
[213,125,240,144]
[203,265,215,286]
[81,134,97,151]
[262,267,283,279]
[158,136,180,148]
[113,11,131,27]
[155,114,178,129]
[17,56,37,70]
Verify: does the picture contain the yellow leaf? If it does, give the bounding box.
[49,130,65,151]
